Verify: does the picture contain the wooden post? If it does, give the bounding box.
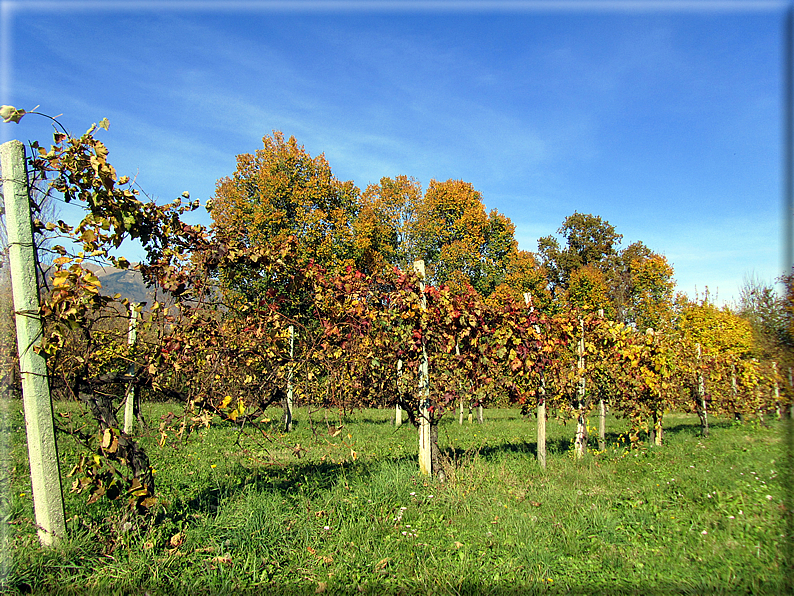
[284,325,294,432]
[753,358,766,426]
[2,140,66,546]
[123,304,138,435]
[645,328,663,446]
[574,318,586,459]
[524,292,546,469]
[414,260,431,476]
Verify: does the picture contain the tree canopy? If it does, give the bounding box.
[412,179,519,297]
[352,175,422,275]
[210,131,360,302]
[537,211,622,292]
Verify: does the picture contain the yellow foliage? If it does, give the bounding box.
[677,299,754,357]
[211,131,360,278]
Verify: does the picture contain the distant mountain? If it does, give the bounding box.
[83,263,162,306]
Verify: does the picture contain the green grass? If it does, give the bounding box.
[0,401,787,595]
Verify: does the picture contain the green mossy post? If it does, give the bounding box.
[1,140,66,547]
[598,399,606,451]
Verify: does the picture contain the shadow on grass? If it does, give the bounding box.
[168,453,415,524]
[159,416,756,525]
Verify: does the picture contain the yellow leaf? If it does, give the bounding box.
[83,272,101,287]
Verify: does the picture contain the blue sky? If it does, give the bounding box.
[0,1,786,307]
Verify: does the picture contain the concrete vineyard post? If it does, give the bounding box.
[731,363,742,422]
[395,359,403,427]
[524,292,546,469]
[697,343,708,438]
[1,140,66,547]
[597,309,605,451]
[574,318,586,459]
[456,344,464,425]
[598,399,606,451]
[645,329,663,447]
[774,362,780,419]
[284,325,294,432]
[414,260,431,476]
[789,367,793,419]
[123,304,139,435]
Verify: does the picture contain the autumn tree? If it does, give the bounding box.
[210,131,360,303]
[487,250,552,312]
[624,253,676,331]
[352,175,422,275]
[676,297,754,358]
[566,265,612,317]
[412,179,519,297]
[738,274,791,362]
[607,241,652,322]
[536,212,622,292]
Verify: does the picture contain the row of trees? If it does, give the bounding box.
[209,132,682,328]
[2,114,792,530]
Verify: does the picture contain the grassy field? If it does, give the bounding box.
[0,401,788,595]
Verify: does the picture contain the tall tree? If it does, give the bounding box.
[566,264,612,316]
[413,179,518,297]
[676,297,755,357]
[352,175,422,275]
[210,131,360,301]
[487,250,551,311]
[608,241,653,322]
[624,253,676,331]
[738,274,791,362]
[537,212,622,292]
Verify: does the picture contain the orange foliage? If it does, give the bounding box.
[211,131,360,274]
[413,179,518,297]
